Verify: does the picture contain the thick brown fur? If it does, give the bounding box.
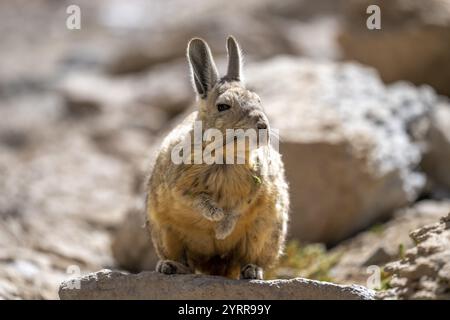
[146,36,289,279]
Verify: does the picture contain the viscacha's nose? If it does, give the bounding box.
[248,110,268,129]
[257,122,267,130]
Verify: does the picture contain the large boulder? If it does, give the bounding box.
[246,57,433,243]
[339,0,450,96]
[422,102,450,191]
[58,269,374,300]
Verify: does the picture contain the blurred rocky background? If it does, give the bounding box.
[1,0,449,299]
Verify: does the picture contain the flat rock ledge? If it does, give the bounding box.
[58,269,375,300]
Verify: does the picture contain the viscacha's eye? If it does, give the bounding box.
[217,103,231,112]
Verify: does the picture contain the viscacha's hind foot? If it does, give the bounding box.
[240,264,263,280]
[156,260,192,275]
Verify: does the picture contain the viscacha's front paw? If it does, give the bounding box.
[203,206,224,221]
[215,212,239,240]
[156,260,192,275]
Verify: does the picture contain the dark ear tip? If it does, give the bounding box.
[188,37,207,50]
[226,35,238,46]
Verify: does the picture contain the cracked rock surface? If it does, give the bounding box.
[58,269,375,300]
[379,213,450,299]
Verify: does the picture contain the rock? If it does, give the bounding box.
[246,57,433,243]
[111,204,159,272]
[58,269,375,300]
[0,91,148,299]
[339,0,450,96]
[0,246,71,300]
[422,102,450,190]
[329,200,450,285]
[0,132,132,298]
[59,73,129,117]
[99,0,299,74]
[59,61,192,120]
[379,212,450,299]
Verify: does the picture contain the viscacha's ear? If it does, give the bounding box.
[187,38,219,99]
[225,35,243,82]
